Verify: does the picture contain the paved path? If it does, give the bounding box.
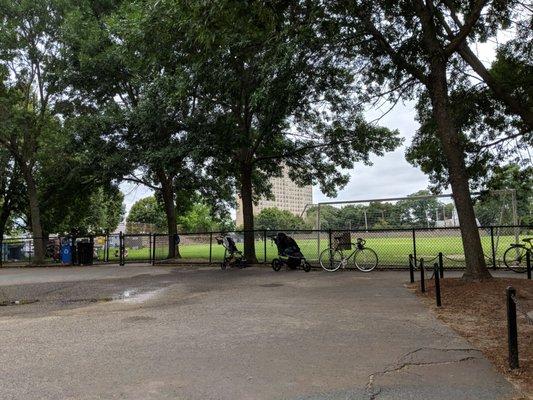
[0,267,519,399]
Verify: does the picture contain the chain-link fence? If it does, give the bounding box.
[1,225,531,268]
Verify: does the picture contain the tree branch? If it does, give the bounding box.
[443,0,488,56]
[357,11,429,85]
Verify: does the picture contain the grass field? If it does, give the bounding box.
[106,232,528,267]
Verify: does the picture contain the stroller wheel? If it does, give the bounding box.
[271,259,282,272]
[303,261,311,272]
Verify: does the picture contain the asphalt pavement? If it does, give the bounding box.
[0,265,520,399]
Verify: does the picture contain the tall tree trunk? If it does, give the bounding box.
[240,162,257,263]
[22,165,45,264]
[429,62,491,281]
[157,170,180,259]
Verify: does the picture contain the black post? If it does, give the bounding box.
[263,230,267,264]
[209,232,213,265]
[420,258,425,293]
[490,226,497,269]
[434,263,442,307]
[119,231,124,266]
[506,286,519,369]
[527,251,531,280]
[409,254,414,283]
[438,252,444,278]
[148,233,152,264]
[328,229,332,250]
[412,228,417,270]
[105,232,110,262]
[152,234,156,266]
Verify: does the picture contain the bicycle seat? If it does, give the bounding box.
[522,237,532,243]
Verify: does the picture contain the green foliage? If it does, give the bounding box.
[474,165,533,226]
[127,196,166,232]
[308,190,444,229]
[177,203,218,233]
[255,208,311,231]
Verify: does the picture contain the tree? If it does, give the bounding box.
[127,196,166,232]
[397,191,439,228]
[57,0,235,258]
[178,203,218,233]
[41,186,125,236]
[161,0,401,262]
[474,165,533,226]
[255,208,310,231]
[0,149,24,240]
[326,0,524,280]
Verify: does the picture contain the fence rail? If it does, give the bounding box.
[1,225,531,268]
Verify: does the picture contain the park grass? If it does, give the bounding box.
[105,234,524,267]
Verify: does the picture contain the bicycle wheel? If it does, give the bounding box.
[503,246,528,273]
[319,248,343,272]
[354,247,378,272]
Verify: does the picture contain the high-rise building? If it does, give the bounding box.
[235,166,313,226]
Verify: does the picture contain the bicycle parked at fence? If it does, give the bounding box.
[319,237,378,272]
[503,237,532,273]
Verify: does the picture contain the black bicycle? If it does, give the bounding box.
[503,237,532,273]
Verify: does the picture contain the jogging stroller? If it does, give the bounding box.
[216,234,247,269]
[270,232,311,272]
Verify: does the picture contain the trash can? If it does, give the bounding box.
[60,238,73,265]
[77,242,93,265]
[8,245,23,261]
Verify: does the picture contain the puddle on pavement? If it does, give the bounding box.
[120,288,165,304]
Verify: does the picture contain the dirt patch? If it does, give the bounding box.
[409,277,532,397]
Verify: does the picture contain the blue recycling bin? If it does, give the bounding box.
[60,238,73,264]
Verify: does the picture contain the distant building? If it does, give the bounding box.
[235,166,313,226]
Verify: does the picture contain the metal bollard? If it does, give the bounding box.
[438,252,444,278]
[420,258,425,293]
[409,254,414,283]
[506,286,519,369]
[527,251,531,280]
[434,263,442,307]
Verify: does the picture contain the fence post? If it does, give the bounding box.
[527,251,531,280]
[409,254,414,283]
[152,234,156,266]
[420,258,425,293]
[438,252,444,278]
[412,228,417,270]
[490,226,497,269]
[105,232,110,262]
[209,232,213,265]
[119,231,124,266]
[328,229,332,250]
[434,263,442,307]
[263,230,267,264]
[148,233,152,264]
[506,286,519,369]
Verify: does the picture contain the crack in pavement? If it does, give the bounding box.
[365,347,483,399]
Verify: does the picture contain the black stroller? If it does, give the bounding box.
[216,234,247,269]
[270,232,311,272]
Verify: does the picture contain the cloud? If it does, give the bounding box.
[314,101,430,203]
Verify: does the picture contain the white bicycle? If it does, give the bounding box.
[319,238,378,272]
